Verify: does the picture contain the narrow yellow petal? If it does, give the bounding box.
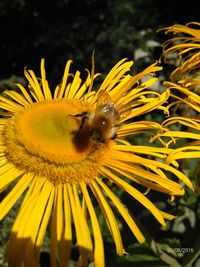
[67,71,82,99]
[57,185,64,242]
[72,184,93,259]
[109,74,132,101]
[23,180,53,243]
[40,58,52,100]
[118,121,163,136]
[99,58,131,91]
[105,160,183,195]
[109,150,193,190]
[90,179,124,256]
[161,131,200,140]
[80,183,105,267]
[106,153,184,195]
[55,60,73,99]
[0,162,12,174]
[63,184,72,264]
[20,176,45,209]
[64,83,72,99]
[0,173,33,220]
[5,179,45,266]
[50,187,58,267]
[167,151,200,162]
[114,144,173,158]
[103,61,134,93]
[0,166,24,191]
[101,167,166,226]
[3,90,31,107]
[163,116,200,130]
[0,96,23,112]
[16,83,34,104]
[124,89,170,121]
[94,179,145,243]
[129,62,162,86]
[74,70,96,99]
[67,184,93,263]
[117,78,159,106]
[67,183,82,241]
[11,178,45,237]
[56,185,71,267]
[24,69,45,101]
[159,210,176,220]
[35,188,55,263]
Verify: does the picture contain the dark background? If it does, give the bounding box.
[0,0,199,85]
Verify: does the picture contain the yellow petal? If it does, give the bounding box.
[56,185,72,267]
[0,173,33,220]
[99,58,132,92]
[161,131,200,140]
[109,150,193,190]
[101,167,166,226]
[3,90,31,107]
[24,69,45,102]
[23,180,54,243]
[94,179,145,243]
[80,183,105,267]
[54,60,73,99]
[90,179,124,256]
[35,188,55,263]
[0,95,23,112]
[16,83,34,104]
[50,187,58,267]
[63,184,72,263]
[67,184,93,262]
[159,210,176,220]
[67,71,82,99]
[0,166,24,191]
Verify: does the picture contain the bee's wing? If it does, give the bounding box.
[96,90,132,122]
[96,90,116,107]
[118,104,132,120]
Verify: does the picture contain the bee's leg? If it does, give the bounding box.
[115,122,125,128]
[78,112,88,131]
[69,111,87,117]
[111,133,117,140]
[110,123,123,140]
[73,113,82,117]
[79,116,86,131]
[69,112,89,131]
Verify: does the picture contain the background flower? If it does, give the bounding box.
[157,22,200,195]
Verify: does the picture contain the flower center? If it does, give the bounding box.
[15,100,92,164]
[3,99,112,184]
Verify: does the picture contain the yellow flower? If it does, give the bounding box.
[0,58,192,267]
[155,22,200,192]
[158,21,200,150]
[161,22,200,85]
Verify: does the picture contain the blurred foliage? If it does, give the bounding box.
[0,0,199,84]
[0,0,200,266]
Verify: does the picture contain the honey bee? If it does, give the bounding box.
[74,90,131,142]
